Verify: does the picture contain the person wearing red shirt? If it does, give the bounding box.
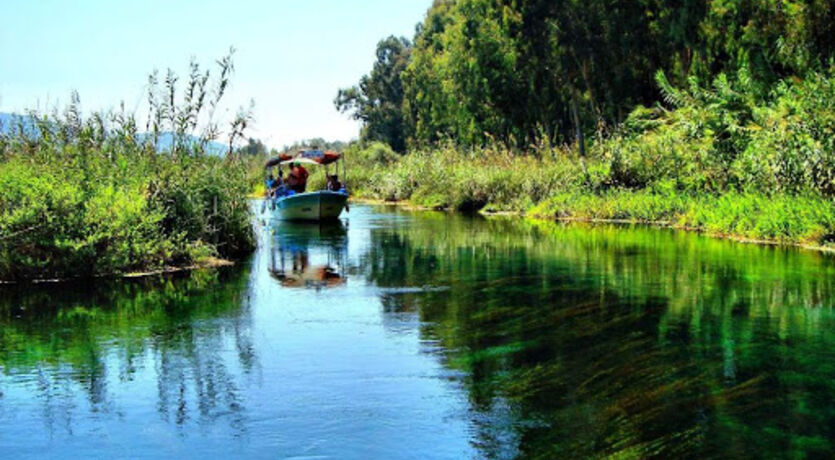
[289,162,309,193]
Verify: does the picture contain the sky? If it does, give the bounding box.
[0,0,430,148]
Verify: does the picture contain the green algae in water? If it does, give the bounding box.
[362,209,835,459]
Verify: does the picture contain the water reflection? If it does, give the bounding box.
[1,206,834,458]
[267,221,348,289]
[358,211,835,459]
[0,268,256,441]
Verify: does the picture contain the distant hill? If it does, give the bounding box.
[0,112,227,155]
[0,112,38,136]
[137,132,229,156]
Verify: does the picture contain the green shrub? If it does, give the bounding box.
[0,52,256,281]
[348,144,584,212]
[333,68,835,248]
[592,68,835,197]
[0,150,254,281]
[529,189,834,245]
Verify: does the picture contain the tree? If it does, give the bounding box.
[353,0,835,152]
[239,137,267,156]
[335,36,412,153]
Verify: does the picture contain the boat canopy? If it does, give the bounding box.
[265,149,341,168]
[264,153,293,168]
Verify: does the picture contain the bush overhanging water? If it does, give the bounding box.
[0,53,255,281]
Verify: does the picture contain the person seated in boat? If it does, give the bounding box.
[285,165,298,192]
[265,174,276,197]
[326,174,342,191]
[296,162,310,192]
[272,170,287,197]
[288,162,309,193]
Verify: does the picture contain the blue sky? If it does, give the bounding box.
[0,0,430,147]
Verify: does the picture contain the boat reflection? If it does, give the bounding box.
[267,220,348,289]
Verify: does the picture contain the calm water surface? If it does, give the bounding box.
[1,205,834,459]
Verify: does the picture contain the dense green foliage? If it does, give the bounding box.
[346,71,835,247]
[346,0,835,149]
[340,0,835,247]
[0,141,254,282]
[0,54,255,281]
[335,36,412,152]
[603,69,835,195]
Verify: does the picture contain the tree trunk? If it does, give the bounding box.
[570,85,590,185]
[570,85,586,158]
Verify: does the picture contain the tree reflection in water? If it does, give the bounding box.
[358,210,835,459]
[0,268,256,439]
[1,206,834,458]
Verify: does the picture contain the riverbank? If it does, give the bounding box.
[338,63,835,252]
[0,53,260,283]
[2,151,257,285]
[0,147,255,282]
[0,256,235,285]
[344,142,835,253]
[353,196,835,254]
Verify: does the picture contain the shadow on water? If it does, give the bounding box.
[357,208,835,459]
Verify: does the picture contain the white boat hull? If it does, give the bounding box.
[269,191,348,221]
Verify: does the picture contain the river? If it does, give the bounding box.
[1,204,834,459]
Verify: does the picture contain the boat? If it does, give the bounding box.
[272,190,348,220]
[262,148,349,221]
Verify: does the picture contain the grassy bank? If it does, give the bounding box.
[346,144,834,247]
[0,148,254,282]
[530,190,834,246]
[347,145,834,248]
[343,63,835,250]
[0,54,256,282]
[337,48,835,248]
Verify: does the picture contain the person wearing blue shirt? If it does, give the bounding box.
[265,174,276,197]
[273,170,287,197]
